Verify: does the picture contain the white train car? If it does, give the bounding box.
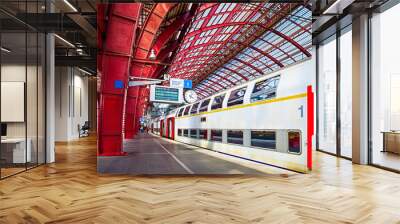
[155,60,314,173]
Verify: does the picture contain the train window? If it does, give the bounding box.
[288,131,301,154]
[227,130,243,145]
[183,106,191,116]
[177,108,184,117]
[183,129,189,137]
[227,86,247,107]
[190,102,200,115]
[199,130,208,140]
[211,94,226,110]
[190,129,198,138]
[250,76,280,103]
[211,130,223,142]
[199,99,211,112]
[178,129,182,136]
[251,131,276,149]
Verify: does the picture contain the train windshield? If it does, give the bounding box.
[211,94,226,110]
[250,76,280,103]
[227,86,247,107]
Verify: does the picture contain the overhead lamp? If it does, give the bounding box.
[149,49,156,60]
[63,0,78,12]
[163,74,170,80]
[1,47,11,53]
[54,34,75,48]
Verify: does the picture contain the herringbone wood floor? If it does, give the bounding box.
[1,135,400,224]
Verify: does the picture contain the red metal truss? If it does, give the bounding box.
[229,25,311,77]
[269,29,311,57]
[192,4,303,85]
[212,72,237,86]
[125,3,176,139]
[98,3,141,156]
[247,45,284,68]
[154,3,313,100]
[192,5,312,97]
[170,4,264,80]
[221,65,249,81]
[168,3,296,82]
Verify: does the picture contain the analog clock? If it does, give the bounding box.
[184,90,198,104]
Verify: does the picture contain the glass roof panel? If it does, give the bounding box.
[168,4,311,98]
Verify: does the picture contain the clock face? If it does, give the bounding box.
[184,90,198,104]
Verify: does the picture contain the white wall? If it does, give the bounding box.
[1,63,46,164]
[55,67,89,141]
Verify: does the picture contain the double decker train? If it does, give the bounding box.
[150,60,314,173]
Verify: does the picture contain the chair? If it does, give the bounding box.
[79,121,90,138]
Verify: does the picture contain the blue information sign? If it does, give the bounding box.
[183,80,192,89]
[114,80,124,89]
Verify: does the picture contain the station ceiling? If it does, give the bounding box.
[151,3,312,98]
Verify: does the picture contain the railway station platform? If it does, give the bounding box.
[98,133,289,175]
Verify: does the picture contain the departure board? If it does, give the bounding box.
[155,86,179,101]
[150,85,183,104]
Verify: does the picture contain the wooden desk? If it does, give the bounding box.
[382,132,400,154]
[1,138,31,163]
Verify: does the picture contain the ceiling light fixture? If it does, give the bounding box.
[63,0,78,12]
[149,49,157,60]
[54,34,75,48]
[1,47,11,53]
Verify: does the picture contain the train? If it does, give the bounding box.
[150,59,314,173]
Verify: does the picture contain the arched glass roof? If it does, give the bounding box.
[167,3,312,98]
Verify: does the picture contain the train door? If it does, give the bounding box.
[166,119,170,139]
[169,117,175,140]
[166,117,175,140]
[159,120,163,137]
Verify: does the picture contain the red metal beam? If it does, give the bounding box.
[221,65,249,81]
[182,21,260,40]
[149,4,199,79]
[202,80,221,92]
[98,3,140,156]
[248,45,284,68]
[212,72,236,86]
[234,58,263,75]
[178,3,295,86]
[269,28,311,57]
[152,11,194,56]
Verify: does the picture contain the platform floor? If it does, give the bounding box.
[1,135,400,223]
[98,133,283,175]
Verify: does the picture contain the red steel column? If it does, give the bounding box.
[124,86,139,138]
[307,85,314,171]
[98,4,141,156]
